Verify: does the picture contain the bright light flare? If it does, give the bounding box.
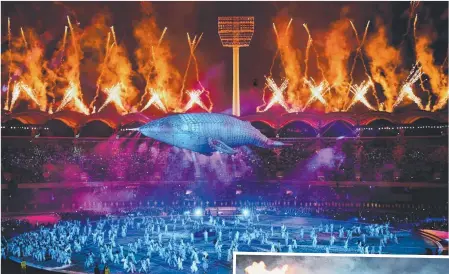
[346,81,375,111]
[348,20,374,110]
[245,262,289,274]
[56,82,89,115]
[257,77,293,113]
[20,27,28,48]
[393,64,424,110]
[98,83,128,114]
[9,81,41,111]
[62,26,68,51]
[179,33,213,112]
[194,208,203,216]
[5,17,12,110]
[242,208,250,217]
[182,89,211,112]
[179,33,203,103]
[303,77,330,111]
[140,89,167,112]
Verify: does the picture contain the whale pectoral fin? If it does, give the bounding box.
[207,138,236,154]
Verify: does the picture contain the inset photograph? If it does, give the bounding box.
[235,253,449,274]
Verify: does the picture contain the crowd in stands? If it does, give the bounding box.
[1,137,447,184]
[2,180,447,219]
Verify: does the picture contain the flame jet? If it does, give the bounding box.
[139,113,285,156]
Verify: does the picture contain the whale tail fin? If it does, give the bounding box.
[208,138,237,155]
[266,139,289,147]
[270,140,285,146]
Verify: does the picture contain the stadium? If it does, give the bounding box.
[1,1,448,274]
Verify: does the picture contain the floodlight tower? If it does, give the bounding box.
[218,16,254,117]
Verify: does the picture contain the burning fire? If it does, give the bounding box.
[141,89,167,113]
[273,18,302,107]
[9,81,41,111]
[323,17,353,111]
[245,261,289,274]
[93,26,137,114]
[56,82,90,115]
[346,81,376,111]
[414,15,448,112]
[3,22,49,112]
[2,3,210,114]
[97,83,128,114]
[134,3,182,111]
[258,1,447,113]
[2,2,447,114]
[393,64,424,110]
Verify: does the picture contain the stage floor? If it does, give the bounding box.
[8,215,436,274]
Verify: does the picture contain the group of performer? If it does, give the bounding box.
[3,209,400,273]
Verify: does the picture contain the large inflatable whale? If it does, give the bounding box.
[139,113,284,155]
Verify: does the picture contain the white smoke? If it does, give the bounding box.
[236,255,448,274]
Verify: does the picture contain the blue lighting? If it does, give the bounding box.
[194,208,203,216]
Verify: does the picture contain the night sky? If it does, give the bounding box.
[1,1,448,114]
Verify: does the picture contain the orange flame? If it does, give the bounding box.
[10,81,41,110]
[257,77,292,113]
[134,4,182,111]
[261,17,304,110]
[323,17,354,111]
[303,24,312,80]
[141,89,168,113]
[346,80,376,111]
[259,4,445,113]
[97,82,128,114]
[393,64,424,110]
[414,17,448,111]
[3,7,213,115]
[89,31,112,112]
[273,18,303,107]
[56,82,89,115]
[96,37,136,113]
[2,3,447,115]
[45,16,90,114]
[82,13,115,112]
[348,20,379,109]
[2,26,49,111]
[365,19,404,112]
